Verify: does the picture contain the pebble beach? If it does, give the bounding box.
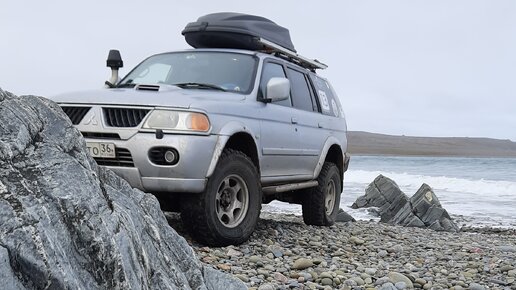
[167,212,516,290]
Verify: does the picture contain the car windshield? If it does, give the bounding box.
[118,51,257,93]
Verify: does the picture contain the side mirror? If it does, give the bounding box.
[265,77,290,103]
[105,49,123,88]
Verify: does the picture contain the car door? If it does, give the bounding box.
[286,67,327,176]
[310,74,347,164]
[258,61,305,180]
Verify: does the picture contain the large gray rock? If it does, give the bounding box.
[336,208,356,223]
[0,88,246,289]
[352,175,459,232]
[351,175,409,223]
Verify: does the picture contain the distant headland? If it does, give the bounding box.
[347,131,516,157]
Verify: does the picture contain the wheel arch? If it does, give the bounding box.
[224,132,259,172]
[206,122,260,178]
[314,137,348,189]
[325,144,344,188]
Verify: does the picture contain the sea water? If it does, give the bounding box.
[262,156,516,228]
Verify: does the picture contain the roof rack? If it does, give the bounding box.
[257,38,328,71]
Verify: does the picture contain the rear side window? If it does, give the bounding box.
[312,75,342,117]
[287,68,315,112]
[259,62,292,107]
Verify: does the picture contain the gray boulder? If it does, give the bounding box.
[353,175,459,232]
[351,175,409,223]
[0,88,246,289]
[336,208,356,222]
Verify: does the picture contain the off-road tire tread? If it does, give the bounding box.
[180,148,261,246]
[302,162,341,226]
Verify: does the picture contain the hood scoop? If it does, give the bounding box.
[135,84,160,91]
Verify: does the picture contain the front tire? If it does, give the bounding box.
[302,162,342,226]
[180,149,261,246]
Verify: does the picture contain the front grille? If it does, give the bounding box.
[103,108,150,127]
[81,132,121,140]
[94,148,134,167]
[61,106,91,125]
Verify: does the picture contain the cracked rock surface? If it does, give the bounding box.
[352,175,459,232]
[0,89,246,290]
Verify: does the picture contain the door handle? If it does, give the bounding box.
[318,122,324,128]
[291,117,298,124]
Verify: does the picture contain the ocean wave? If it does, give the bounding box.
[344,170,516,197]
[261,169,515,228]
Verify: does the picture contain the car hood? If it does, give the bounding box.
[50,85,246,109]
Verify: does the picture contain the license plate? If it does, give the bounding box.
[86,142,116,158]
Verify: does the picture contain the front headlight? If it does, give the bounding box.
[142,110,210,132]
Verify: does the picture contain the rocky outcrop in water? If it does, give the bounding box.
[0,88,245,289]
[352,175,459,232]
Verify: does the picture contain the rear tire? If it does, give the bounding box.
[302,162,342,226]
[180,149,261,246]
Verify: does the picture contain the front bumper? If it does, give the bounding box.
[89,132,219,193]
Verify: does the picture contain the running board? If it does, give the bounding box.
[262,181,318,195]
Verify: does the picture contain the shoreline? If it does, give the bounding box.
[348,153,516,159]
[167,212,516,289]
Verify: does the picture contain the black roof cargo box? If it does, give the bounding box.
[182,12,296,52]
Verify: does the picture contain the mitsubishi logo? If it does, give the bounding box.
[83,111,99,126]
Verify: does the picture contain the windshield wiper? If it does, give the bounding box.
[173,82,227,92]
[117,83,136,88]
[115,79,136,88]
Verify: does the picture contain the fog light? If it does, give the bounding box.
[149,147,179,166]
[164,150,177,163]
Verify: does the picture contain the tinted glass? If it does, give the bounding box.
[288,69,314,112]
[312,75,342,117]
[260,62,291,107]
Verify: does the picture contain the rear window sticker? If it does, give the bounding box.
[318,90,330,111]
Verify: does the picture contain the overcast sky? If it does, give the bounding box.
[1,1,515,141]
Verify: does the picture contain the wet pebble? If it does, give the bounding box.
[167,212,516,290]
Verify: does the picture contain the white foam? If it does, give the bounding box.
[262,169,516,228]
[343,169,516,228]
[345,170,516,197]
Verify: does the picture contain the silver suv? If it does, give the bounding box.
[52,13,349,246]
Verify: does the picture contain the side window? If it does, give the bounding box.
[312,75,342,117]
[259,62,292,107]
[288,68,315,112]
